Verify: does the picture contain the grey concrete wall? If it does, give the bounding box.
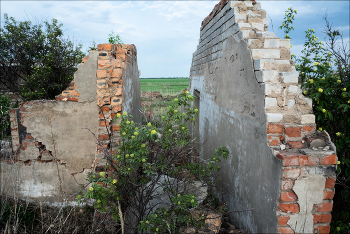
[1,101,97,204]
[0,51,99,205]
[75,51,98,103]
[190,35,282,232]
[122,45,142,124]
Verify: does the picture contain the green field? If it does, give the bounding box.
[140,78,189,96]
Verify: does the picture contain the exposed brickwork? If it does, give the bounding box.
[277,149,336,233]
[95,43,137,163]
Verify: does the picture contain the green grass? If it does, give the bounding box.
[140,78,189,96]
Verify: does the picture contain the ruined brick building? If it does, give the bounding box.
[0,0,336,233]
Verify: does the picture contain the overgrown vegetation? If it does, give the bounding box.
[280,8,349,233]
[0,93,13,140]
[0,14,85,101]
[79,91,229,233]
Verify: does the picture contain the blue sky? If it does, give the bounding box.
[1,1,349,78]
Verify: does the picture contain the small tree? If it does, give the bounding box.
[78,92,229,233]
[0,14,85,101]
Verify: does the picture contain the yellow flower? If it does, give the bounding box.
[336,132,341,136]
[282,23,285,26]
[122,132,126,135]
[348,100,350,103]
[309,79,314,84]
[100,172,105,176]
[169,129,172,132]
[123,111,127,116]
[182,127,185,130]
[291,26,294,29]
[147,122,151,127]
[125,154,129,158]
[288,7,291,10]
[294,9,297,12]
[288,17,291,21]
[126,121,130,125]
[318,88,323,92]
[314,38,317,41]
[97,199,101,203]
[186,91,189,94]
[328,63,331,66]
[112,179,117,184]
[301,72,305,74]
[343,88,346,92]
[151,130,156,134]
[89,187,93,191]
[312,35,315,38]
[312,29,314,32]
[195,109,198,112]
[174,98,178,102]
[337,161,341,165]
[314,62,319,66]
[174,110,178,113]
[117,113,121,118]
[322,109,326,113]
[314,68,317,71]
[322,77,325,80]
[141,144,146,147]
[130,154,134,157]
[188,95,192,98]
[319,127,322,131]
[285,13,288,15]
[134,132,139,136]
[303,91,307,95]
[337,80,341,83]
[290,44,293,48]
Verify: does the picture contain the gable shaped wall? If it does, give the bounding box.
[1,44,141,205]
[189,1,336,233]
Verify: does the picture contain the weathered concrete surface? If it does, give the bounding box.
[189,35,282,233]
[123,46,142,123]
[75,51,98,103]
[1,100,98,203]
[22,101,98,172]
[288,174,326,233]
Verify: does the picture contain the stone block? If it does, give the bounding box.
[265,97,278,108]
[265,83,282,95]
[301,114,315,124]
[255,70,278,82]
[251,49,280,59]
[253,59,274,70]
[256,31,277,38]
[266,113,283,122]
[282,71,299,83]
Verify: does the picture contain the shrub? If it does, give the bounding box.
[0,93,13,140]
[79,91,229,233]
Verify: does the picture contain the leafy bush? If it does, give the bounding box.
[79,92,229,233]
[108,31,123,45]
[280,8,350,233]
[0,14,85,101]
[0,93,13,140]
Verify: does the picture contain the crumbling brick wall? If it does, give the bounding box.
[0,44,141,205]
[189,0,336,233]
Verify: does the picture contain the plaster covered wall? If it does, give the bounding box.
[189,0,337,233]
[1,44,141,205]
[190,21,281,234]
